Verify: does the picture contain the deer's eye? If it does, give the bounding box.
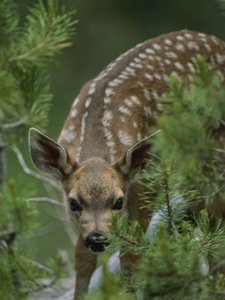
[112,198,124,210]
[69,198,82,212]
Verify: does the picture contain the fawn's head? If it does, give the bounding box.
[29,128,156,253]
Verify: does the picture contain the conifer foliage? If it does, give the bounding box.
[0,1,76,299]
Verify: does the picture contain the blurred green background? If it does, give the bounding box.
[12,0,225,264]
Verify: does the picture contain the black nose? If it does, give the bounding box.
[85,233,110,253]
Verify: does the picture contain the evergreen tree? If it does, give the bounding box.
[0,1,76,299]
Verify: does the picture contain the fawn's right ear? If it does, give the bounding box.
[28,128,75,181]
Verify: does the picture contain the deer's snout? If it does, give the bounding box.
[85,232,110,253]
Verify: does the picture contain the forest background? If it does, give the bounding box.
[1,0,225,298]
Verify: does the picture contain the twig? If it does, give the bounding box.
[210,258,225,275]
[0,135,6,192]
[12,145,62,192]
[28,197,64,207]
[163,169,173,233]
[213,147,225,154]
[1,116,28,130]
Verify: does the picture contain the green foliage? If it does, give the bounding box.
[0,1,76,299]
[136,212,225,300]
[154,57,225,204]
[0,0,76,138]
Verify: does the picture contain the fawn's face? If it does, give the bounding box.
[29,128,155,253]
[64,158,126,252]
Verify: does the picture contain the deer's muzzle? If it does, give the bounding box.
[85,232,110,253]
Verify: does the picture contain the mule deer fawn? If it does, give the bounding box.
[29,30,225,299]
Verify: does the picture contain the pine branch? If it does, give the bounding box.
[12,145,63,192]
[9,0,76,67]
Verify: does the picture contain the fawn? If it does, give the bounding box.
[29,30,225,299]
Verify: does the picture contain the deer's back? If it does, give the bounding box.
[58,30,225,164]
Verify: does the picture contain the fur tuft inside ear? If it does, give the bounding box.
[114,130,160,178]
[28,128,74,181]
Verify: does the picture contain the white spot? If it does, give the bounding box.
[118,130,133,146]
[137,81,144,87]
[131,96,141,105]
[143,89,151,101]
[144,106,152,118]
[85,97,92,108]
[105,88,114,97]
[211,36,220,46]
[61,128,76,143]
[174,62,185,71]
[88,83,96,95]
[184,33,193,39]
[156,103,164,111]
[102,110,113,126]
[137,132,143,141]
[215,54,225,64]
[164,39,173,46]
[175,43,185,52]
[134,63,144,69]
[133,122,138,128]
[145,48,156,55]
[164,59,172,65]
[125,66,136,75]
[152,43,161,51]
[80,112,88,143]
[165,52,178,59]
[119,106,132,116]
[187,62,196,74]
[139,53,147,59]
[103,127,116,163]
[108,78,123,87]
[129,62,136,67]
[104,97,112,104]
[134,57,142,63]
[198,33,206,38]
[204,44,211,52]
[147,64,154,71]
[156,56,162,62]
[154,73,162,80]
[119,74,129,80]
[148,55,154,61]
[70,109,78,119]
[176,35,185,41]
[163,74,169,82]
[152,91,159,99]
[124,98,134,107]
[72,97,80,108]
[144,73,154,81]
[187,41,200,51]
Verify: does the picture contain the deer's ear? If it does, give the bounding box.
[114,131,160,178]
[28,128,75,181]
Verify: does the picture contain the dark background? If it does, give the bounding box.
[16,0,225,263]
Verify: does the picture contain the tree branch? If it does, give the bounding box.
[12,145,62,192]
[1,116,28,130]
[28,197,64,207]
[0,135,6,192]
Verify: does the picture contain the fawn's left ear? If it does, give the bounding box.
[114,130,160,178]
[29,128,75,181]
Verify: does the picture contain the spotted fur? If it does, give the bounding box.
[58,30,225,164]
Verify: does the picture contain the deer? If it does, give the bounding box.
[28,30,225,300]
